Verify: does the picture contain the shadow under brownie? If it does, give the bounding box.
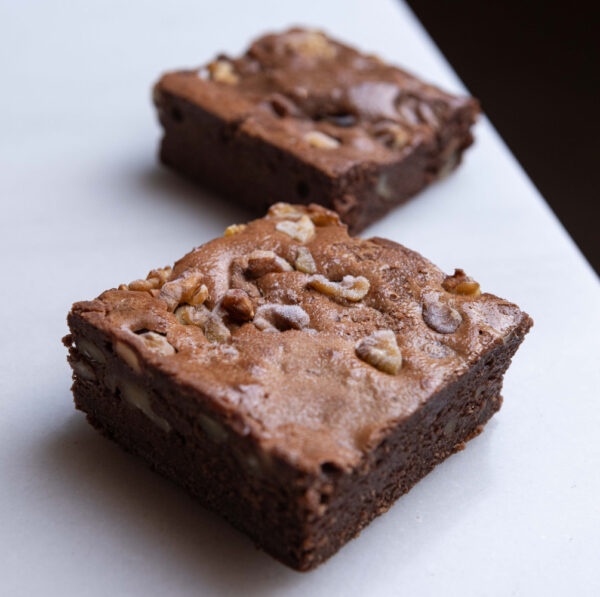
[154,28,479,233]
[64,203,531,570]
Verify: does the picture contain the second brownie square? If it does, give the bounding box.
[154,28,479,233]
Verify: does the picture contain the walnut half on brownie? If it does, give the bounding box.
[64,204,531,570]
[154,28,479,234]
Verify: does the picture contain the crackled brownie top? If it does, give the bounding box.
[155,28,478,176]
[72,204,528,472]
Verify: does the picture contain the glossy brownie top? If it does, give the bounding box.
[155,28,478,176]
[70,204,531,473]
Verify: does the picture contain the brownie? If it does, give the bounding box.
[153,28,479,234]
[64,204,531,570]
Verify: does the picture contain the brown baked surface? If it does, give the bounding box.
[154,28,479,233]
[65,204,532,569]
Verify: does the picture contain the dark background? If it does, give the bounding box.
[407,1,598,274]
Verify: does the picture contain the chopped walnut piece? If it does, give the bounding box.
[253,304,310,331]
[442,269,481,296]
[138,331,176,356]
[356,330,402,374]
[128,278,157,292]
[120,267,171,293]
[375,173,393,200]
[189,284,209,306]
[174,304,210,327]
[224,223,247,236]
[294,246,317,274]
[422,297,462,334]
[229,259,261,298]
[197,413,227,443]
[285,30,337,59]
[207,59,239,84]
[308,274,370,302]
[73,360,97,382]
[204,313,231,343]
[222,289,255,322]
[78,339,106,363]
[418,102,439,127]
[268,204,337,228]
[246,250,293,277]
[119,379,170,432]
[437,149,461,180]
[176,303,230,343]
[303,131,340,149]
[373,121,410,149]
[159,271,206,311]
[310,211,340,227]
[267,203,304,220]
[276,215,315,242]
[267,92,299,117]
[146,266,172,288]
[114,341,141,374]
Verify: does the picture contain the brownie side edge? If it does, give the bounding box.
[294,311,532,569]
[155,88,478,234]
[64,304,531,570]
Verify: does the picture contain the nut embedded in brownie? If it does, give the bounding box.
[64,204,531,570]
[154,28,480,233]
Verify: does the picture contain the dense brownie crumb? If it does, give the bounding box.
[154,28,479,233]
[65,204,531,569]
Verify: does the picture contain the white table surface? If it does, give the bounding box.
[1,1,599,595]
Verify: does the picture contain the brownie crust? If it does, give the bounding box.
[65,204,531,570]
[154,29,479,233]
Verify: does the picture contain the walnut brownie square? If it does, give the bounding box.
[154,29,479,233]
[65,204,531,570]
